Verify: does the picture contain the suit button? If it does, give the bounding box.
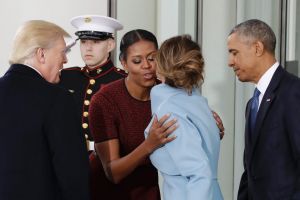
[84,100,90,106]
[83,112,89,117]
[86,89,92,94]
[82,123,88,129]
[90,79,95,85]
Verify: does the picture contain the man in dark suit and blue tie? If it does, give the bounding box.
[0,20,90,200]
[227,19,300,199]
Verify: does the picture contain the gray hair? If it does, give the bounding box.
[229,19,276,54]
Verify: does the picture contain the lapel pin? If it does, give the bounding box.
[68,89,75,93]
[266,98,271,102]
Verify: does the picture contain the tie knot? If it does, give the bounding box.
[253,88,260,98]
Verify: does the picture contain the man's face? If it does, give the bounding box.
[43,36,68,83]
[227,33,260,83]
[80,39,114,68]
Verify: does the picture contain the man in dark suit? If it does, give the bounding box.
[0,20,89,200]
[228,19,300,199]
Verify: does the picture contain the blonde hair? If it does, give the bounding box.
[9,20,70,65]
[156,35,204,94]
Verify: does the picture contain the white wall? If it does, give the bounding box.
[156,0,198,42]
[156,0,180,43]
[0,0,108,76]
[115,0,157,68]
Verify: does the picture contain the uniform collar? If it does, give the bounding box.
[81,59,114,78]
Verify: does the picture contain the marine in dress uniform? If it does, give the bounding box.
[59,15,127,150]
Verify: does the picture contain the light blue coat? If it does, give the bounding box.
[145,84,223,200]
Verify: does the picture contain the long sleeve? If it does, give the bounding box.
[145,84,222,200]
[154,112,217,200]
[238,150,249,200]
[286,80,300,200]
[45,91,90,200]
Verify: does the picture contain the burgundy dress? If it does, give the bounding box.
[89,79,160,200]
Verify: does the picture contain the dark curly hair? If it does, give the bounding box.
[156,35,204,94]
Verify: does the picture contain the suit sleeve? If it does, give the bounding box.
[237,101,251,200]
[237,150,249,200]
[45,90,89,200]
[285,80,300,199]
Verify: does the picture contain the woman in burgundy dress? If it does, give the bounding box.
[88,29,178,200]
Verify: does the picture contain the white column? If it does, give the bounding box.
[115,0,157,67]
[156,0,179,43]
[287,0,297,61]
[201,1,237,199]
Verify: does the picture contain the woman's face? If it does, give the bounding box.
[122,40,157,89]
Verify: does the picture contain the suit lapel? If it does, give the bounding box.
[248,66,285,162]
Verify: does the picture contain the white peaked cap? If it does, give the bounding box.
[70,15,123,33]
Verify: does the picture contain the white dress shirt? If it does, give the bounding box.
[256,62,279,108]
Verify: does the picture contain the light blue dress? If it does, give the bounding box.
[145,84,223,200]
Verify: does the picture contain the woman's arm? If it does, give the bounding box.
[96,114,178,183]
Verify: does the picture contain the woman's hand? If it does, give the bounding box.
[212,111,225,140]
[144,114,178,153]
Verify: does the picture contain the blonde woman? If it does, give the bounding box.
[145,35,223,200]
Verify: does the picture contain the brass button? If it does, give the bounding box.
[86,89,92,94]
[84,100,90,106]
[83,112,89,117]
[82,123,88,129]
[90,79,95,85]
[97,69,102,74]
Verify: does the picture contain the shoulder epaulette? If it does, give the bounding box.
[114,67,128,75]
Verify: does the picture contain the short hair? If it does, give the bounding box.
[119,29,158,61]
[229,19,276,54]
[156,35,204,94]
[9,20,70,65]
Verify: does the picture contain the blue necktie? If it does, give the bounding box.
[250,88,260,133]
